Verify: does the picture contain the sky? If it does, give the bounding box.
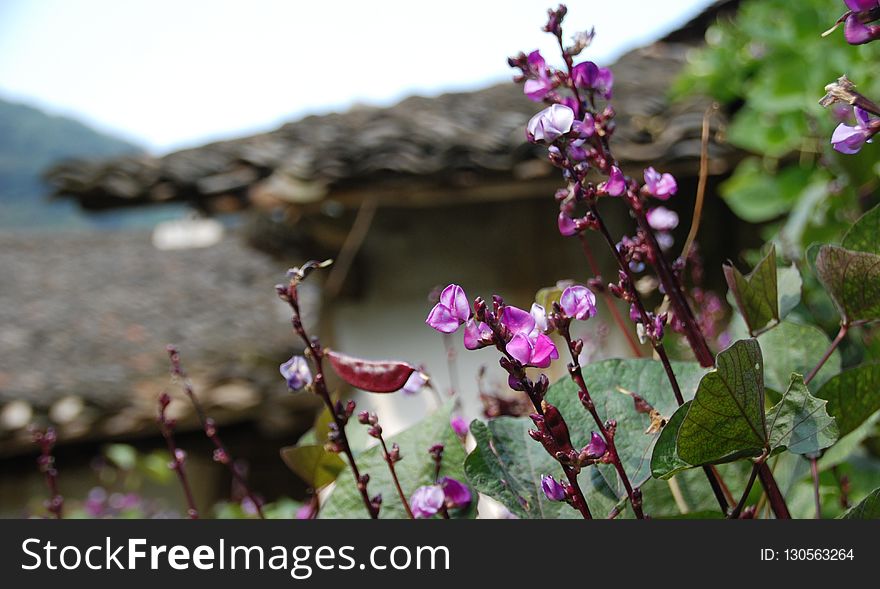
[0,0,716,154]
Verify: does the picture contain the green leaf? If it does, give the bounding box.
[815,364,880,438]
[465,418,580,519]
[650,401,693,479]
[766,374,838,455]
[280,444,346,490]
[757,320,841,393]
[677,340,767,466]
[545,358,706,488]
[321,403,472,519]
[724,245,780,336]
[841,204,880,255]
[839,487,880,519]
[814,245,880,325]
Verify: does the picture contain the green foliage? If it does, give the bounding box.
[677,340,768,466]
[675,0,880,253]
[544,358,706,488]
[654,341,837,476]
[465,418,582,519]
[724,244,781,335]
[815,246,880,325]
[816,364,880,437]
[321,403,473,519]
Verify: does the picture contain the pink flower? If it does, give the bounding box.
[410,485,446,519]
[523,51,555,100]
[500,306,559,368]
[560,285,597,321]
[527,104,575,143]
[599,166,626,196]
[463,319,492,350]
[439,477,472,510]
[644,167,677,200]
[646,206,679,231]
[426,284,470,334]
[571,61,613,99]
[558,211,579,236]
[450,415,469,438]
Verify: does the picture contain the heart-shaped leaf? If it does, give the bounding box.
[321,402,472,519]
[814,245,880,325]
[815,363,880,438]
[280,444,346,490]
[325,349,416,393]
[677,339,767,466]
[766,374,837,455]
[724,245,781,336]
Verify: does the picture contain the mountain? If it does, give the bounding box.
[0,97,145,229]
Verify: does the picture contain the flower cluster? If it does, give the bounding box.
[838,0,880,45]
[409,477,472,519]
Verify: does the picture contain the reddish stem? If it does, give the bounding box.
[33,428,63,519]
[756,462,792,519]
[168,347,265,519]
[157,393,199,519]
[285,290,378,519]
[805,324,848,385]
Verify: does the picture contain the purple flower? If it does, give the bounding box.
[527,104,575,143]
[571,61,613,99]
[831,107,876,153]
[644,167,677,200]
[646,206,679,231]
[599,165,626,196]
[846,0,878,9]
[541,474,566,501]
[586,432,607,458]
[280,355,312,390]
[523,50,555,100]
[655,232,675,251]
[463,319,492,350]
[439,477,472,509]
[500,306,559,368]
[410,485,446,519]
[572,113,595,138]
[844,13,880,44]
[560,285,597,321]
[426,284,471,333]
[558,211,578,236]
[402,370,428,395]
[450,415,469,438]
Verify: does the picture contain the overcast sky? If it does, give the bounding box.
[0,0,715,154]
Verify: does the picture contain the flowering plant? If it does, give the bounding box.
[31,3,880,520]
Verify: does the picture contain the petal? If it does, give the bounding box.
[530,303,548,333]
[439,284,470,323]
[845,14,874,44]
[463,319,491,350]
[439,477,472,508]
[855,106,871,128]
[529,333,559,368]
[571,61,598,89]
[524,78,551,101]
[558,211,578,236]
[426,303,461,333]
[603,166,626,196]
[500,306,536,335]
[845,0,877,11]
[526,49,546,71]
[831,123,866,154]
[505,333,533,365]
